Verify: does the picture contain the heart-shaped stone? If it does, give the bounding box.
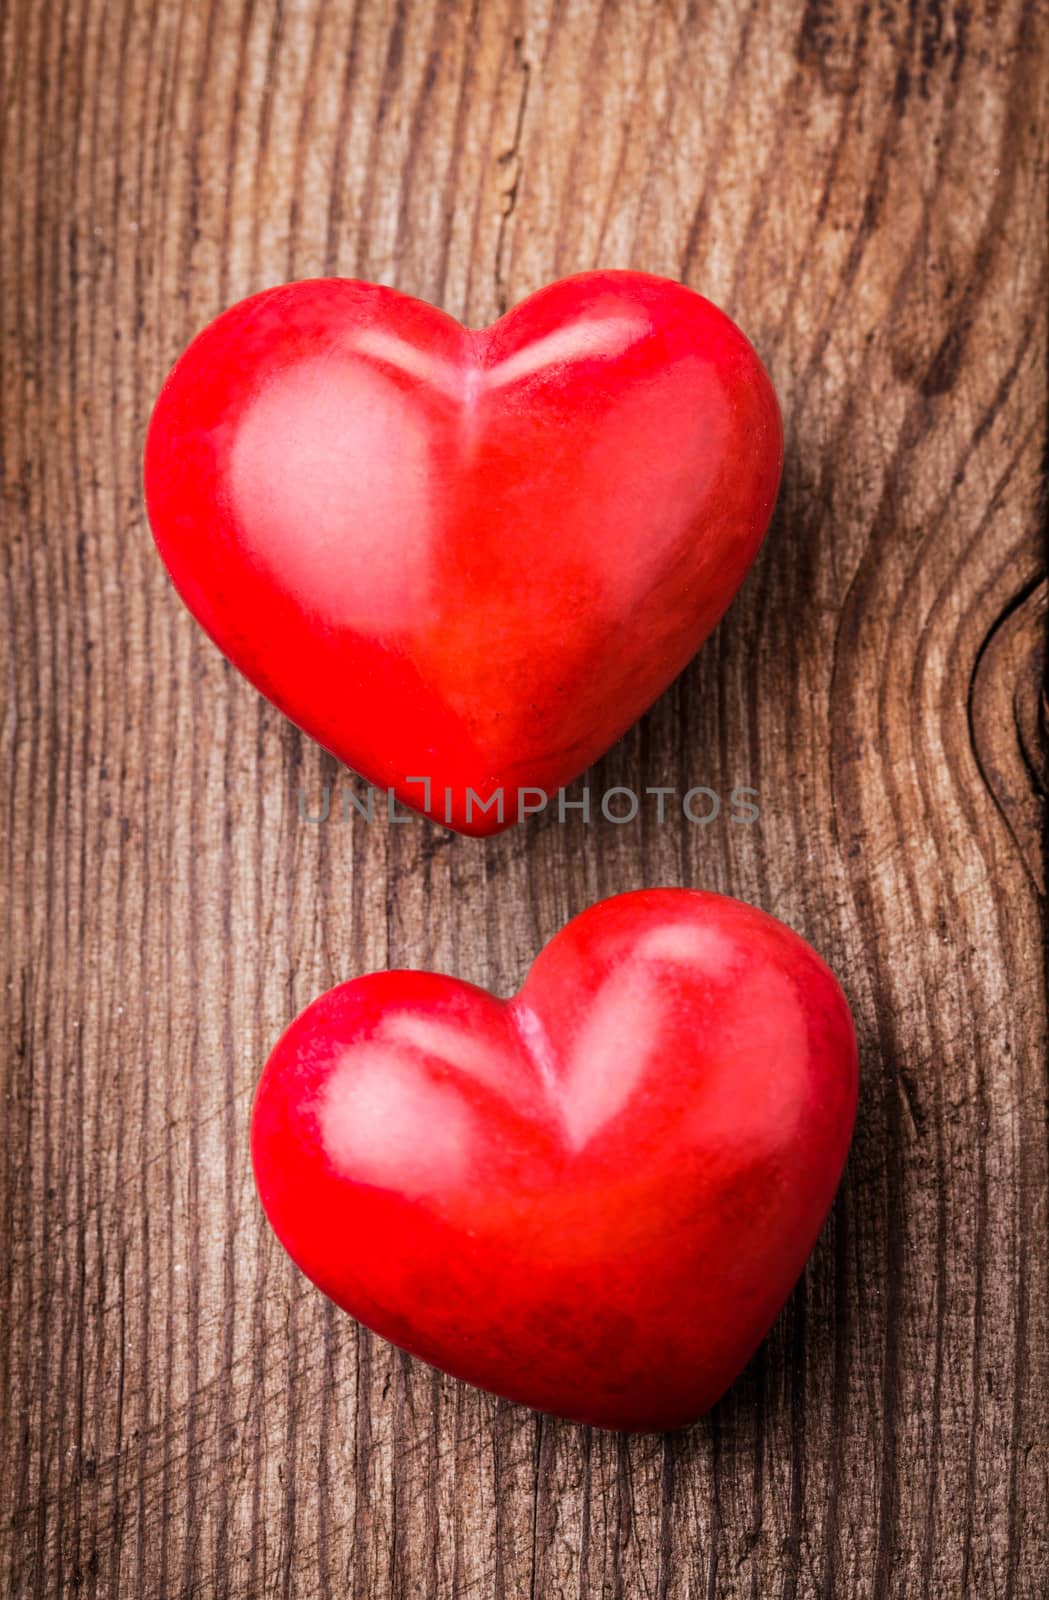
[145,272,781,834]
[251,890,857,1430]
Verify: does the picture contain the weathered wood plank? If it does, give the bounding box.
[1,0,1046,1595]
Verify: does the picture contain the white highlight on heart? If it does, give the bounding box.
[554,971,653,1149]
[351,313,651,402]
[482,315,650,389]
[508,1002,560,1100]
[320,920,746,1186]
[230,358,434,630]
[551,924,739,1149]
[320,1044,473,1199]
[634,923,738,971]
[351,328,461,394]
[379,1012,518,1101]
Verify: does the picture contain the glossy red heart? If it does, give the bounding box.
[144,272,781,834]
[251,890,857,1430]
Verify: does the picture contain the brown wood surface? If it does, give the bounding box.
[2,0,1047,1594]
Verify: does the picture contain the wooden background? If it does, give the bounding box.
[2,0,1047,1594]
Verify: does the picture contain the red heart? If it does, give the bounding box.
[145,272,781,834]
[252,890,857,1430]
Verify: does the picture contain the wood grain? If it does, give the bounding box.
[2,0,1046,1594]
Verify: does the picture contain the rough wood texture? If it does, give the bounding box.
[2,0,1047,1594]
